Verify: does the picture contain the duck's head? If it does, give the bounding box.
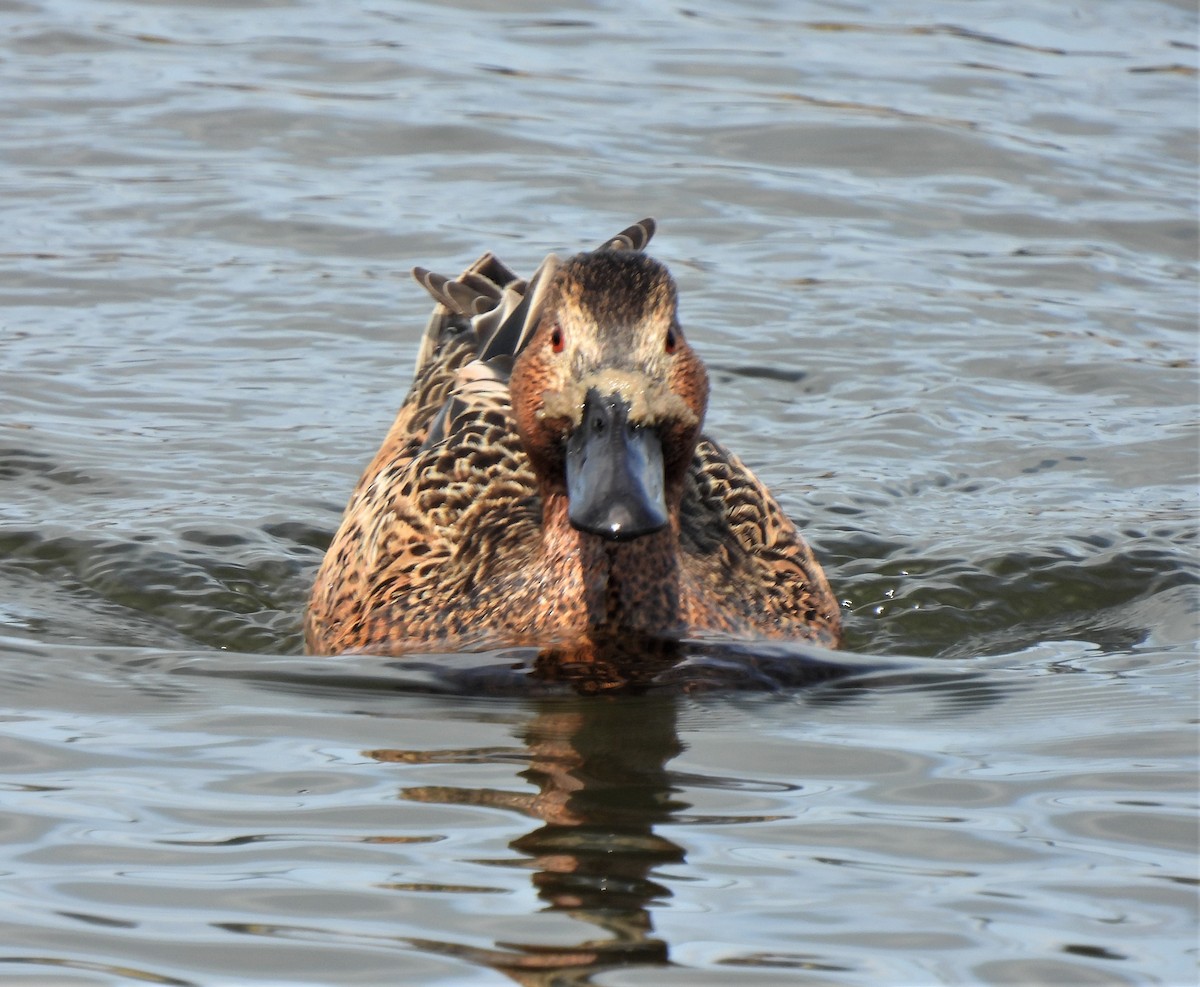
[511,250,709,541]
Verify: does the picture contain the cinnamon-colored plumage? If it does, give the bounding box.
[305,220,841,674]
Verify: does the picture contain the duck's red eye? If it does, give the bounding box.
[550,326,564,353]
[665,328,678,354]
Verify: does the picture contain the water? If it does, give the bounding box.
[1,0,1196,983]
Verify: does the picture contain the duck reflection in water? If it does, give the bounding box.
[367,697,685,983]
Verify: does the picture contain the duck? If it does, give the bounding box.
[305,219,842,680]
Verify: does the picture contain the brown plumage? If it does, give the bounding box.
[305,219,842,677]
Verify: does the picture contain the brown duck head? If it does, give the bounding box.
[510,250,710,541]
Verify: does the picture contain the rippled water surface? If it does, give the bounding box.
[1,0,1197,984]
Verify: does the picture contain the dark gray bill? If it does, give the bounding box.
[565,389,668,541]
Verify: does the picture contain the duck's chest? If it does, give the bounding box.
[477,520,692,641]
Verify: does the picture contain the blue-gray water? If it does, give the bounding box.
[1,1,1196,984]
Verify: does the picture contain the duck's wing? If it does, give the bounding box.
[475,252,560,364]
[411,253,518,375]
[596,217,656,253]
[681,438,843,646]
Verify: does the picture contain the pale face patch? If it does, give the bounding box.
[538,369,697,430]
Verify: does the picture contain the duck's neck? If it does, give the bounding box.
[539,489,685,637]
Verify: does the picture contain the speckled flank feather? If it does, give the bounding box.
[305,219,841,665]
